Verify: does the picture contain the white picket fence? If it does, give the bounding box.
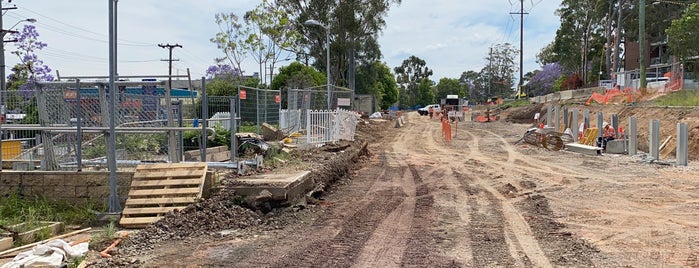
[282,108,359,145]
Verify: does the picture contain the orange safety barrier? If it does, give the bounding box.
[441,117,452,144]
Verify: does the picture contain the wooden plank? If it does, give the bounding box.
[135,163,206,171]
[125,197,196,206]
[128,188,201,197]
[119,217,162,227]
[132,170,206,179]
[122,206,187,215]
[130,178,205,187]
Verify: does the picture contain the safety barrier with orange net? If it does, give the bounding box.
[441,117,453,144]
[585,87,633,105]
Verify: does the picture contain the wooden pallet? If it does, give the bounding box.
[579,128,599,146]
[120,163,208,228]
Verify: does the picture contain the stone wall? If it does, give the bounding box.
[0,171,134,205]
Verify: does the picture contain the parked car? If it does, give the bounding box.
[417,104,440,116]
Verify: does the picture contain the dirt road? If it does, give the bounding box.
[129,111,699,267]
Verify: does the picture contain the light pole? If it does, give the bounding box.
[1,18,36,117]
[304,19,331,110]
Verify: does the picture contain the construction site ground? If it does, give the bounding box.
[77,103,699,267]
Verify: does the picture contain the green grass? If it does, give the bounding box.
[654,89,699,106]
[0,193,103,227]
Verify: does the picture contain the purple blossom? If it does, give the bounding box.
[528,63,562,94]
[10,24,53,83]
[205,64,243,79]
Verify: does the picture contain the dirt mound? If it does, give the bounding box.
[504,103,544,124]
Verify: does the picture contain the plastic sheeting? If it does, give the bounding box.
[1,239,89,268]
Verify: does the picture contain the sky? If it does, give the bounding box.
[2,0,562,85]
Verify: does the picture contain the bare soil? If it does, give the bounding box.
[83,104,699,268]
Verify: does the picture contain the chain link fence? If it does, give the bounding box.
[0,80,206,170]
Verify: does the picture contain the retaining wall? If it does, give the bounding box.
[0,171,134,205]
[531,86,607,103]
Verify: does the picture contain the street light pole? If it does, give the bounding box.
[639,0,647,89]
[304,19,331,110]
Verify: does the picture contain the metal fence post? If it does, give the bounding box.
[230,96,237,163]
[200,78,207,162]
[677,122,688,166]
[546,104,552,126]
[583,110,590,129]
[629,117,637,156]
[76,79,83,171]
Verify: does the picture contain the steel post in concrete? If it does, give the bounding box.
[572,108,579,142]
[611,114,619,134]
[554,106,560,131]
[596,112,604,139]
[629,117,637,156]
[650,119,660,160]
[583,110,590,129]
[546,104,552,126]
[677,122,688,166]
[563,107,569,130]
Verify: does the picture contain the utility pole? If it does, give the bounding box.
[158,43,182,163]
[510,0,527,98]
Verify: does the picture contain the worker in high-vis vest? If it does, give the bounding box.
[597,121,616,151]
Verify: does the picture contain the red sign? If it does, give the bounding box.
[64,90,77,100]
[275,95,281,103]
[240,89,247,100]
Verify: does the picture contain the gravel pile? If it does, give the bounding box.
[86,186,265,267]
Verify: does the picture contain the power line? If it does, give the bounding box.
[14,3,152,46]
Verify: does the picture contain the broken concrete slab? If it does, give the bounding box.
[231,171,313,205]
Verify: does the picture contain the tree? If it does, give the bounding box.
[482,43,518,98]
[527,63,563,96]
[394,55,433,108]
[275,0,401,88]
[6,24,53,122]
[433,78,464,101]
[666,3,699,64]
[243,0,302,86]
[210,13,248,78]
[270,61,326,108]
[355,61,398,109]
[459,70,484,102]
[553,0,608,84]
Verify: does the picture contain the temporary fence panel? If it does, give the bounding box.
[238,86,281,135]
[0,80,212,170]
[306,109,360,145]
[280,109,302,134]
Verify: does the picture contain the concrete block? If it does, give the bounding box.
[605,139,627,154]
[44,174,65,186]
[88,186,111,199]
[75,186,89,198]
[0,236,12,251]
[565,143,601,156]
[24,174,44,186]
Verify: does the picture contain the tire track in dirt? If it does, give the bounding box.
[399,164,461,267]
[453,127,554,267]
[452,171,520,267]
[270,187,407,267]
